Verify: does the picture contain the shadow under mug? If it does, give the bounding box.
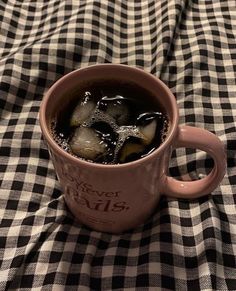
[39,64,226,233]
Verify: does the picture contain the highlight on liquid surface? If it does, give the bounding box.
[51,80,169,164]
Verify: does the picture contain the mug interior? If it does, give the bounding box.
[40,64,178,166]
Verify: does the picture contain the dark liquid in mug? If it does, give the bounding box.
[51,80,169,164]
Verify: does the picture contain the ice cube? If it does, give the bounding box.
[138,119,157,145]
[91,121,118,163]
[118,137,145,163]
[98,96,129,125]
[70,92,96,126]
[136,112,162,145]
[69,126,106,161]
[115,126,145,163]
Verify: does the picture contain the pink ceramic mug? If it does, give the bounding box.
[39,64,226,233]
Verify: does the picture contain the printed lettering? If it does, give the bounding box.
[103,199,111,211]
[112,201,130,212]
[94,199,106,211]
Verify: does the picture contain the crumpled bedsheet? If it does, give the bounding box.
[0,1,236,290]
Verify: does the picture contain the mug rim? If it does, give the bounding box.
[39,64,179,170]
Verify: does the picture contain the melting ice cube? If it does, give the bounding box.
[70,92,96,126]
[136,112,162,145]
[114,126,145,163]
[69,126,106,161]
[98,95,129,125]
[91,121,118,163]
[118,137,145,163]
[138,119,157,145]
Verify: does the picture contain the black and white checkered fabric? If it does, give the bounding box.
[1,1,235,290]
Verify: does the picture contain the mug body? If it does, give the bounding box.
[48,142,173,233]
[39,64,178,233]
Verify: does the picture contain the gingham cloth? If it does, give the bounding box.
[0,1,235,290]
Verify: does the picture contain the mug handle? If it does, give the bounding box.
[160,126,226,199]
